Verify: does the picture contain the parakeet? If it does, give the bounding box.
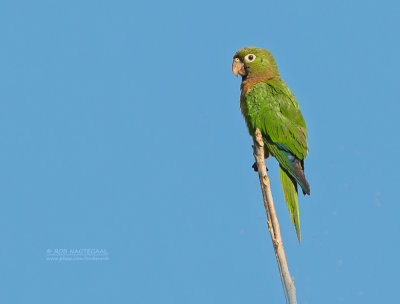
[232,47,310,242]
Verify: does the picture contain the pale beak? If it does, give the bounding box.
[232,58,245,77]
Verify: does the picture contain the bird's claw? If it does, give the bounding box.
[252,162,268,172]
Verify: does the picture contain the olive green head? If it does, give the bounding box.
[232,47,280,79]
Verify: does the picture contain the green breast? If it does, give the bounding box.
[240,80,308,160]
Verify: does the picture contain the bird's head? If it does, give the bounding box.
[232,47,280,79]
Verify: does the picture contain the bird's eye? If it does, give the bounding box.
[245,54,256,62]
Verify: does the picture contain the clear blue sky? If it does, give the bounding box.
[1,0,399,303]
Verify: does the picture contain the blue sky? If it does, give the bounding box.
[1,0,399,303]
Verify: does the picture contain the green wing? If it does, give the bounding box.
[243,80,308,160]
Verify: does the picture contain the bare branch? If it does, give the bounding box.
[252,128,297,304]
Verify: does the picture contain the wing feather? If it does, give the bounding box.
[244,80,308,160]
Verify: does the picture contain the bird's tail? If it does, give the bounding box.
[280,166,301,243]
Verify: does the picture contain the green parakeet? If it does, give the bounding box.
[232,47,310,242]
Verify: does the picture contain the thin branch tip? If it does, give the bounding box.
[252,128,297,304]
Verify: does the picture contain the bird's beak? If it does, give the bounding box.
[232,58,245,77]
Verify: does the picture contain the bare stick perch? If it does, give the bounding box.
[252,128,297,304]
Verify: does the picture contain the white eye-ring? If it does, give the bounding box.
[244,54,256,62]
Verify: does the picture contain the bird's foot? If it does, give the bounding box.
[252,162,268,172]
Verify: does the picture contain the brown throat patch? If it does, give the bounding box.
[240,74,274,99]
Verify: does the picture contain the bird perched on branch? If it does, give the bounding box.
[232,47,310,242]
